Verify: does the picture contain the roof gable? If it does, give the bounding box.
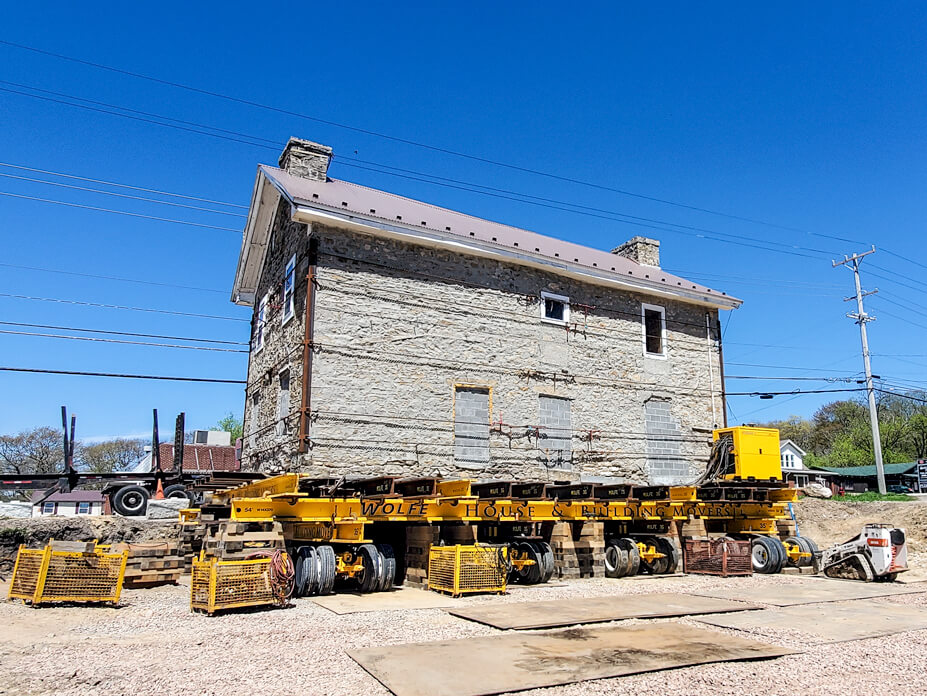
[779,439,807,456]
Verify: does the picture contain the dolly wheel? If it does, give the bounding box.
[617,538,641,576]
[514,542,542,584]
[604,540,628,578]
[654,537,679,574]
[316,545,336,595]
[528,541,555,583]
[751,536,782,574]
[356,544,383,593]
[376,544,396,592]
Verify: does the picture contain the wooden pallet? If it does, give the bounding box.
[111,541,185,588]
[202,521,285,560]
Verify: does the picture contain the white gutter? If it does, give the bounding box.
[290,206,740,310]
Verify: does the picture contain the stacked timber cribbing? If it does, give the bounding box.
[203,521,285,560]
[110,541,184,587]
[550,522,604,579]
[404,524,440,587]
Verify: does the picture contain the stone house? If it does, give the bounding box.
[232,138,741,484]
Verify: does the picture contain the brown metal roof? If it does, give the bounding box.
[259,165,741,308]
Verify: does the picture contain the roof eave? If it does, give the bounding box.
[231,170,285,307]
[291,204,742,310]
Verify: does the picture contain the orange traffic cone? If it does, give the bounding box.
[154,478,165,500]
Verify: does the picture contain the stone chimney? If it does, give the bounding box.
[278,137,333,181]
[612,236,660,267]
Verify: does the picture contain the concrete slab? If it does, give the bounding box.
[447,592,757,630]
[349,622,795,696]
[695,601,927,643]
[310,587,456,614]
[691,579,927,606]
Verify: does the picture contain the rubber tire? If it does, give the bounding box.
[376,543,397,592]
[768,537,788,573]
[293,547,307,598]
[162,484,189,501]
[529,541,555,583]
[604,540,628,578]
[316,545,336,595]
[617,538,641,576]
[514,542,542,584]
[784,537,803,568]
[654,537,680,574]
[112,485,149,516]
[797,536,819,567]
[304,546,320,596]
[751,536,782,574]
[356,544,383,593]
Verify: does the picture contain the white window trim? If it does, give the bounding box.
[77,502,91,514]
[254,293,268,353]
[281,255,296,326]
[540,291,570,326]
[641,302,667,359]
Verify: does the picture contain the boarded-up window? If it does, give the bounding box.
[539,395,571,469]
[248,392,260,449]
[276,371,290,438]
[454,387,490,465]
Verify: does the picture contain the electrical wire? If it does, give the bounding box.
[0,320,247,345]
[0,171,246,217]
[0,39,871,248]
[0,262,228,294]
[0,161,248,208]
[0,367,245,383]
[0,328,248,352]
[0,292,248,322]
[0,191,241,231]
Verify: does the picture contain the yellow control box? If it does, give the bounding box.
[713,426,782,481]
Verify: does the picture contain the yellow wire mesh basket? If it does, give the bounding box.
[7,542,128,606]
[190,556,277,614]
[428,544,508,597]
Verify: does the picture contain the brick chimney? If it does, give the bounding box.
[278,137,333,181]
[612,236,660,267]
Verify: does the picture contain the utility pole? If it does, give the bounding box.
[833,246,886,494]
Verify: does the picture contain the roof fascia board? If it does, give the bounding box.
[292,206,740,310]
[231,171,282,306]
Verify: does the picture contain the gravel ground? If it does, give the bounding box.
[2,563,926,696]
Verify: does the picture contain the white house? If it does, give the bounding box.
[31,490,105,517]
[779,439,809,486]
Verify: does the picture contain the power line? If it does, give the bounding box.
[0,191,241,232]
[0,329,247,353]
[0,292,248,322]
[0,320,247,346]
[0,366,244,384]
[0,161,248,208]
[0,262,228,294]
[0,39,869,248]
[2,81,833,260]
[725,375,855,382]
[727,388,865,396]
[725,361,859,374]
[0,171,246,217]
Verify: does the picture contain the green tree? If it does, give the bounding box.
[215,413,243,442]
[77,438,147,473]
[0,427,65,475]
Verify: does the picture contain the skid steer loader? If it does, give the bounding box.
[818,524,908,582]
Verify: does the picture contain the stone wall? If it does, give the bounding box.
[242,217,726,483]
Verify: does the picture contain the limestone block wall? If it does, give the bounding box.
[242,216,726,483]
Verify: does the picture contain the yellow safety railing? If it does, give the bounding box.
[7,542,128,606]
[428,544,508,597]
[190,556,277,615]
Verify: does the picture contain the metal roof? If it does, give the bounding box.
[237,165,742,310]
[810,462,918,477]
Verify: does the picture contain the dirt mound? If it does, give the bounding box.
[793,498,927,552]
[0,516,178,573]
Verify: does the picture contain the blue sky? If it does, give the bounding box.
[1,2,926,440]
